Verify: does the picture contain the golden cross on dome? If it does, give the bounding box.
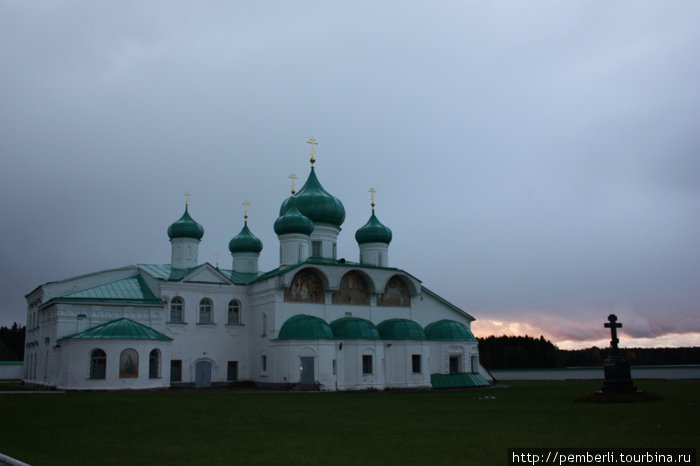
[307,137,318,166]
[242,200,250,221]
[215,252,221,268]
[369,187,376,210]
[184,192,191,208]
[289,173,298,196]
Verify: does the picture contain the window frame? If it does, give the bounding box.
[199,298,213,324]
[170,297,184,323]
[362,354,373,375]
[170,359,182,382]
[89,349,107,380]
[227,300,241,325]
[412,354,421,374]
[149,349,160,378]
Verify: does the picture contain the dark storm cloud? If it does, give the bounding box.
[1,1,698,346]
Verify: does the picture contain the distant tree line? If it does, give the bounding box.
[0,323,25,361]
[478,335,700,369]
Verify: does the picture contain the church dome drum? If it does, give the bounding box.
[167,207,204,240]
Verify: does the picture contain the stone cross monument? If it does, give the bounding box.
[601,314,637,394]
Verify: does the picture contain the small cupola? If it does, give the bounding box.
[356,187,392,267]
[275,175,313,266]
[229,201,263,274]
[168,193,204,269]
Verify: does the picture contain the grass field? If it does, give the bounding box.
[1,380,697,465]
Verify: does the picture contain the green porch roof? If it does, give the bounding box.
[330,317,380,340]
[57,276,160,304]
[425,319,476,341]
[377,318,426,340]
[59,318,172,341]
[277,315,335,340]
[431,373,489,388]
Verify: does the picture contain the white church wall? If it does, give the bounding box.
[270,341,336,388]
[414,291,473,329]
[428,341,479,375]
[337,341,385,390]
[383,341,431,389]
[57,339,171,390]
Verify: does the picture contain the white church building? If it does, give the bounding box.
[23,146,491,391]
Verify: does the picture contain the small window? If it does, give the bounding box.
[261,355,267,372]
[362,355,373,375]
[199,298,213,323]
[149,349,160,378]
[412,354,421,373]
[227,361,238,381]
[449,356,460,374]
[228,300,241,324]
[170,297,184,322]
[297,243,303,262]
[90,349,106,379]
[170,360,182,382]
[332,359,337,375]
[311,241,322,257]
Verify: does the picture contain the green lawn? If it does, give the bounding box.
[1,380,697,465]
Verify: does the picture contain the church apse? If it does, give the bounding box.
[377,275,410,307]
[332,271,370,305]
[284,268,325,304]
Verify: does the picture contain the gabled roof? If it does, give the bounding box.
[421,286,475,321]
[52,275,161,305]
[138,264,259,285]
[59,318,172,341]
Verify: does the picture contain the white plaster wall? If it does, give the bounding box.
[428,341,479,375]
[309,223,340,259]
[171,238,200,269]
[231,251,260,274]
[57,339,171,390]
[278,234,310,266]
[337,340,385,390]
[358,242,389,267]
[383,341,431,388]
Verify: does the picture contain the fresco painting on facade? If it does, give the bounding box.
[332,271,370,305]
[119,349,138,378]
[285,269,325,303]
[378,276,410,307]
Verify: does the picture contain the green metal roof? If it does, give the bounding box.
[274,197,314,236]
[330,317,380,340]
[279,167,345,227]
[277,315,335,340]
[425,319,476,341]
[355,211,392,244]
[431,373,489,388]
[167,206,204,240]
[229,221,263,254]
[377,318,426,340]
[59,318,172,341]
[56,276,161,304]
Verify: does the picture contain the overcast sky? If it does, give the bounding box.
[1,1,698,349]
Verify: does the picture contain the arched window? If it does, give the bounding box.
[90,349,106,379]
[170,297,184,322]
[228,300,241,324]
[199,298,213,323]
[149,349,160,378]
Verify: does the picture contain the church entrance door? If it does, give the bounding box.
[195,361,212,388]
[300,357,314,385]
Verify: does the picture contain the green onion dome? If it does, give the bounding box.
[167,207,204,240]
[424,320,476,341]
[330,317,380,340]
[355,211,392,244]
[228,222,263,254]
[377,318,425,340]
[274,197,314,236]
[279,167,345,227]
[277,315,335,340]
